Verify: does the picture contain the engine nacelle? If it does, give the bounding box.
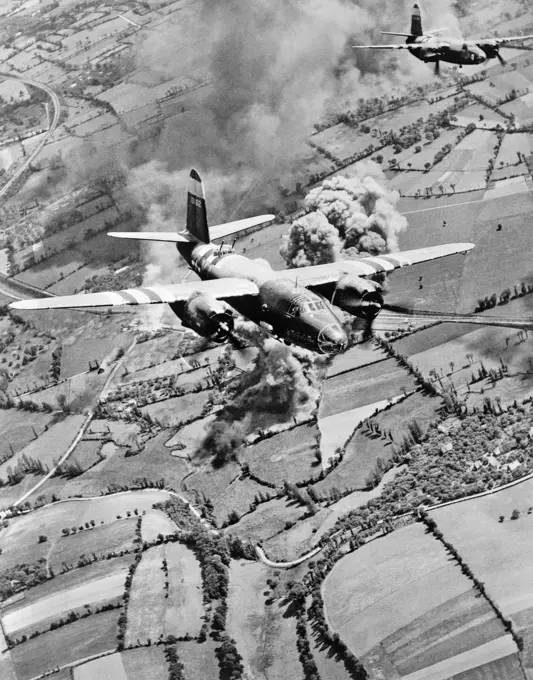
[170,292,234,343]
[333,275,383,319]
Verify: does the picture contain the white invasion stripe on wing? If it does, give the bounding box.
[108,292,133,306]
[144,286,176,303]
[124,289,154,304]
[363,257,397,272]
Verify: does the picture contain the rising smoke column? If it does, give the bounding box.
[281,161,407,267]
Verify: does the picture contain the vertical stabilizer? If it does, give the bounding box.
[186,169,209,243]
[411,4,422,36]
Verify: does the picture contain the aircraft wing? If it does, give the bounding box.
[465,34,533,46]
[353,43,412,50]
[9,278,259,311]
[275,243,474,287]
[209,215,275,241]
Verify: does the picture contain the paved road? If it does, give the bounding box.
[0,72,60,200]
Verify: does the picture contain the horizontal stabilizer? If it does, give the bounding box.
[108,231,193,243]
[209,214,275,241]
[380,31,413,37]
[9,278,259,311]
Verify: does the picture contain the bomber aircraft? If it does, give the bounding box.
[11,169,476,355]
[353,3,533,75]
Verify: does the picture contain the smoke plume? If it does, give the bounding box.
[281,162,407,267]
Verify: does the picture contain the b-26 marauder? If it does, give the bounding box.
[11,169,475,355]
[353,4,533,75]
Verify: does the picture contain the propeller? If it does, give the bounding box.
[434,60,440,76]
[496,51,506,65]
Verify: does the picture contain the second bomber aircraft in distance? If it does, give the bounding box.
[353,3,533,74]
[11,169,474,355]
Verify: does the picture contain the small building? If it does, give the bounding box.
[507,460,521,473]
[486,455,499,468]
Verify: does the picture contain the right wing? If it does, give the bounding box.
[353,43,412,50]
[275,243,474,288]
[9,278,259,310]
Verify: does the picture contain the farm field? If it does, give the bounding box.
[434,476,533,651]
[212,476,269,527]
[0,414,85,484]
[317,391,440,492]
[240,422,320,486]
[454,103,508,129]
[74,652,127,680]
[121,646,168,680]
[2,569,126,637]
[230,496,309,544]
[176,640,220,680]
[263,467,403,561]
[318,394,405,467]
[0,409,55,461]
[12,369,108,413]
[494,132,532,168]
[1,554,132,617]
[65,438,105,474]
[227,560,302,680]
[327,343,389,376]
[0,490,171,569]
[319,357,417,419]
[48,519,136,573]
[140,509,177,542]
[10,609,119,680]
[125,545,166,646]
[51,432,189,499]
[397,129,461,171]
[164,542,203,638]
[500,93,533,125]
[310,123,373,161]
[141,389,215,427]
[325,522,515,679]
[184,460,241,506]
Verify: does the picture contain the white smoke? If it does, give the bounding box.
[281,162,407,267]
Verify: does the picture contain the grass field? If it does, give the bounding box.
[264,467,401,561]
[319,357,417,419]
[0,409,54,463]
[240,422,320,486]
[310,123,373,161]
[11,609,118,680]
[184,461,241,506]
[434,477,533,638]
[176,640,220,680]
[165,414,217,458]
[0,491,170,570]
[500,93,533,125]
[3,569,126,636]
[125,545,166,646]
[164,542,203,638]
[47,433,188,500]
[325,523,515,679]
[327,343,389,377]
[316,391,440,492]
[212,476,268,527]
[141,390,214,427]
[227,560,302,680]
[494,132,532,168]
[230,497,309,544]
[0,414,85,484]
[121,647,168,680]
[74,652,127,680]
[49,519,136,573]
[141,509,177,542]
[1,554,132,617]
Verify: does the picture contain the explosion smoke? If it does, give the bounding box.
[281,162,407,267]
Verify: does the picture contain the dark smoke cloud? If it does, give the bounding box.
[281,161,407,267]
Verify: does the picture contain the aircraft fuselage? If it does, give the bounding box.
[407,36,486,65]
[177,241,348,354]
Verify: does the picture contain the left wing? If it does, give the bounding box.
[9,278,259,311]
[464,34,533,47]
[274,243,474,288]
[353,43,413,50]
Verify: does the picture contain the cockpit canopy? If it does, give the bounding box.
[287,293,326,318]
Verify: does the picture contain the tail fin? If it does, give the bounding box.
[186,169,209,243]
[411,4,422,36]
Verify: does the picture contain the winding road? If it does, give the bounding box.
[0,72,61,200]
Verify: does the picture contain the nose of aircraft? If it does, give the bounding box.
[317,324,348,355]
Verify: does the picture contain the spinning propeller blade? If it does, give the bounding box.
[434,60,440,76]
